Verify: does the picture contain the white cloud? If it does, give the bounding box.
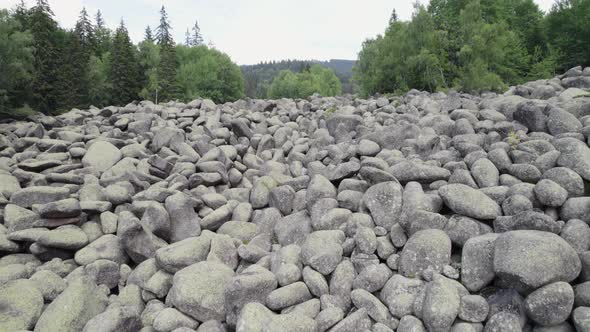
[0,0,558,65]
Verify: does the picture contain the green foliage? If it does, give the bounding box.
[138,40,160,102]
[1,1,245,117]
[176,45,244,103]
[109,21,140,105]
[156,6,179,102]
[30,0,60,113]
[242,60,355,98]
[268,65,342,99]
[355,0,588,96]
[0,9,33,115]
[87,53,111,107]
[545,0,590,71]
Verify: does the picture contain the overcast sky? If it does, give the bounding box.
[1,0,556,65]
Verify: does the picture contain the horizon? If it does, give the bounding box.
[1,0,555,65]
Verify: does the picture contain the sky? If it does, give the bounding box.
[1,0,556,65]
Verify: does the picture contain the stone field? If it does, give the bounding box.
[0,66,590,331]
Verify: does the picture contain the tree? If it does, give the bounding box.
[176,45,244,102]
[13,0,29,28]
[30,0,60,113]
[94,10,111,56]
[185,28,191,46]
[75,7,95,55]
[144,25,153,43]
[87,52,111,107]
[55,30,88,110]
[191,20,203,46]
[0,9,33,117]
[269,64,341,99]
[155,6,179,102]
[138,36,160,102]
[546,0,590,70]
[389,9,398,25]
[109,20,139,105]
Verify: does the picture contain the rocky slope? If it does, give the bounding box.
[0,66,589,332]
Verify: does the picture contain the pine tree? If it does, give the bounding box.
[144,25,153,43]
[30,0,60,113]
[389,9,398,25]
[94,10,111,56]
[185,28,191,46]
[13,0,29,28]
[75,7,96,55]
[56,30,87,110]
[191,20,203,46]
[155,6,173,46]
[109,20,139,105]
[155,6,178,102]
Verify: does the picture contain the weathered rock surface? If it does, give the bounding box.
[0,67,588,331]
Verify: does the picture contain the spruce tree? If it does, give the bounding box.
[56,30,87,110]
[185,28,191,46]
[389,9,398,25]
[191,20,203,46]
[30,0,60,113]
[94,10,111,56]
[109,20,139,105]
[155,6,179,102]
[75,7,96,55]
[144,25,153,43]
[13,0,29,28]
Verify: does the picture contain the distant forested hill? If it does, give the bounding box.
[241,59,356,98]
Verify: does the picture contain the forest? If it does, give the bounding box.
[354,0,590,96]
[0,0,246,118]
[241,59,355,98]
[1,0,589,118]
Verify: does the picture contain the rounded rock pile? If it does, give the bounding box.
[0,66,589,332]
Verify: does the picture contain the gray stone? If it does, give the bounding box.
[422,276,460,332]
[554,137,590,181]
[461,233,499,292]
[363,181,403,229]
[391,160,451,183]
[155,233,213,273]
[0,279,44,331]
[82,140,122,172]
[541,167,585,197]
[153,308,199,332]
[82,306,141,332]
[301,230,345,275]
[265,281,312,311]
[438,184,501,220]
[306,175,337,211]
[10,186,70,208]
[524,281,574,326]
[381,274,425,319]
[165,192,202,242]
[561,197,590,223]
[573,307,590,332]
[534,179,568,207]
[34,276,108,332]
[483,312,521,332]
[74,234,127,265]
[561,219,590,253]
[167,261,234,322]
[399,229,451,278]
[493,230,581,293]
[459,295,489,323]
[38,225,89,250]
[224,265,277,326]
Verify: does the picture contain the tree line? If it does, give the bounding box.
[353,0,590,96]
[0,0,245,118]
[242,59,355,98]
